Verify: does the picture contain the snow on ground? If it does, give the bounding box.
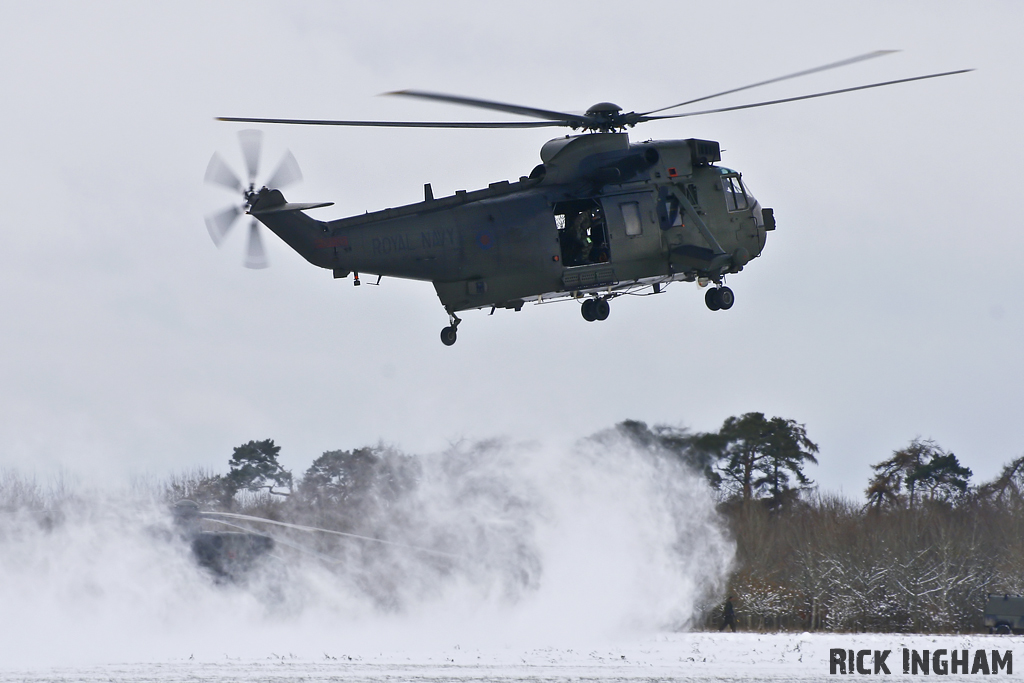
[1,632,1020,682]
[1,446,1019,680]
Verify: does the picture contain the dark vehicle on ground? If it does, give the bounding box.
[984,594,1024,634]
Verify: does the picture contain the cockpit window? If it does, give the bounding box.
[722,174,749,212]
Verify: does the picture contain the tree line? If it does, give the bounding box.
[611,416,1024,633]
[168,413,1024,633]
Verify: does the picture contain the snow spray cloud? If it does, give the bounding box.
[0,436,733,666]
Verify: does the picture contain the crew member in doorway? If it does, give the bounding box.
[572,211,594,264]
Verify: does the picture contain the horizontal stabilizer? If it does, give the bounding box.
[249,201,334,215]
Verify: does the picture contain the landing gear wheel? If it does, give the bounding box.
[594,298,610,321]
[705,287,722,311]
[581,298,597,322]
[440,326,457,346]
[717,286,735,310]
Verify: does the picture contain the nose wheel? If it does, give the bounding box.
[581,297,610,322]
[705,286,735,311]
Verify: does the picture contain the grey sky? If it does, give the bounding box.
[0,1,1019,496]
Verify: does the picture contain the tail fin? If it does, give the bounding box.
[249,188,333,215]
[248,188,336,269]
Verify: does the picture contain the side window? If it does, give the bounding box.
[621,202,642,236]
[722,175,748,212]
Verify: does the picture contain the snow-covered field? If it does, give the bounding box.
[1,632,1020,682]
[1,446,1019,681]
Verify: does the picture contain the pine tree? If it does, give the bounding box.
[708,412,818,504]
[300,447,380,506]
[865,438,971,510]
[226,439,292,497]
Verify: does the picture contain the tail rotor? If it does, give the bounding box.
[203,129,303,269]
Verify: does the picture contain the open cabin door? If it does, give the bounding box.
[554,198,615,291]
[554,191,659,292]
[554,199,609,268]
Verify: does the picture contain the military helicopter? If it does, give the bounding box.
[171,499,461,583]
[205,51,969,345]
[171,500,275,582]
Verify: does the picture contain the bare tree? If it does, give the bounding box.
[976,454,1024,507]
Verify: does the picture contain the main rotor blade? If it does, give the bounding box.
[217,116,566,129]
[204,204,242,247]
[203,511,465,559]
[244,219,268,269]
[384,89,589,126]
[238,129,262,184]
[641,69,973,122]
[644,50,899,115]
[204,152,242,192]
[266,150,302,189]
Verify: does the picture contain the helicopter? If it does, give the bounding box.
[170,499,460,583]
[171,500,275,582]
[204,51,970,346]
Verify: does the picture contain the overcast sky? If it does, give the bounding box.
[0,1,1019,496]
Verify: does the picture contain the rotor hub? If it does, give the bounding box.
[581,102,636,132]
[585,102,623,117]
[243,184,259,208]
